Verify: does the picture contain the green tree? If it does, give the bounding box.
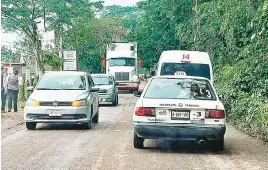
[1,47,20,63]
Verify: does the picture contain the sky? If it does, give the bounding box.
[1,0,141,49]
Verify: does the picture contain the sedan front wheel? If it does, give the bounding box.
[26,122,37,130]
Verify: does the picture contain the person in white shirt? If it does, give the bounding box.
[1,65,7,113]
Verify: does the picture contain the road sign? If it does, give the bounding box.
[63,60,77,71]
[63,51,76,60]
[63,50,77,71]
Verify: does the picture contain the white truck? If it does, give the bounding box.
[101,42,142,92]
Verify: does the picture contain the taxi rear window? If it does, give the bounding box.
[144,78,216,100]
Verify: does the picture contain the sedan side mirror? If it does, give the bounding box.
[219,95,224,100]
[134,90,143,97]
[90,87,99,92]
[27,86,34,92]
[150,70,156,77]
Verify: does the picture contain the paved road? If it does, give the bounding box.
[2,93,268,170]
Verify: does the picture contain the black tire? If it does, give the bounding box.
[83,121,92,129]
[26,122,37,130]
[116,94,119,105]
[92,109,99,123]
[83,108,93,129]
[134,132,144,149]
[112,94,117,106]
[211,138,224,152]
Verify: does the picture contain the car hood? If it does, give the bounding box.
[29,90,89,102]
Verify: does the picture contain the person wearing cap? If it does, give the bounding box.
[1,65,8,113]
[6,68,19,112]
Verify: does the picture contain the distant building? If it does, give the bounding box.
[1,62,25,76]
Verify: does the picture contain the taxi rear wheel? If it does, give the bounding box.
[211,138,224,152]
[26,122,37,130]
[134,132,144,149]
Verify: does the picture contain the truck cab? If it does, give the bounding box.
[102,42,142,92]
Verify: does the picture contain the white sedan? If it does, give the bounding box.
[133,75,226,151]
[24,71,100,130]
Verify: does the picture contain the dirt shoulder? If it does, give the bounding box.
[1,110,24,131]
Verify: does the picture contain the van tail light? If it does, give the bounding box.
[205,110,225,119]
[135,107,155,116]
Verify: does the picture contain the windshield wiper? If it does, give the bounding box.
[36,88,55,90]
[194,96,213,100]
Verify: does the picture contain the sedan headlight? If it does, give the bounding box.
[106,88,113,95]
[72,99,87,107]
[27,99,40,107]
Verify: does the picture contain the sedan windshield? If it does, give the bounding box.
[92,76,113,85]
[144,78,216,100]
[36,74,86,90]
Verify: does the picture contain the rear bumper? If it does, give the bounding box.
[134,123,226,140]
[117,82,139,90]
[98,94,114,104]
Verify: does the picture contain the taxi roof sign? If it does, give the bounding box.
[174,71,187,76]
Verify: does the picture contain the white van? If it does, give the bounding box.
[155,50,213,83]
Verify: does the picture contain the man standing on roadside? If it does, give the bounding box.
[1,65,7,113]
[7,69,19,112]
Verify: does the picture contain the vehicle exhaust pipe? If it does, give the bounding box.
[198,139,205,144]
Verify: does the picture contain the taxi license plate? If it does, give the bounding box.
[171,111,190,120]
[47,110,62,117]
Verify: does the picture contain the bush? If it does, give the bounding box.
[215,58,268,141]
[19,82,26,102]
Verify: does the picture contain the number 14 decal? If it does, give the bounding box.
[183,54,190,60]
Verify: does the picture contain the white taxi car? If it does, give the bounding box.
[133,75,226,151]
[24,71,100,130]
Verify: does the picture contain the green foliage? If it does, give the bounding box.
[43,52,63,71]
[102,5,138,30]
[1,47,20,63]
[63,17,126,73]
[1,0,102,73]
[19,83,26,102]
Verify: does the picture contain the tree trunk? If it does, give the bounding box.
[32,23,45,74]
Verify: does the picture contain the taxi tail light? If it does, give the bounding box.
[205,110,225,119]
[135,107,155,116]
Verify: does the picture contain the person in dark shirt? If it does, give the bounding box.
[6,69,19,112]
